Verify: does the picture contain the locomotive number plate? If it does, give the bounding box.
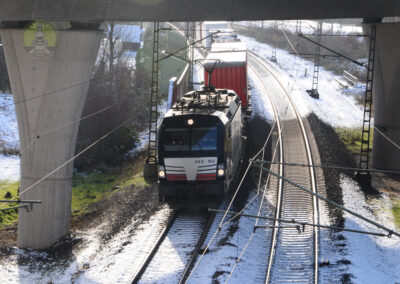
[195,158,217,164]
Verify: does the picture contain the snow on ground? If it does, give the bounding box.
[241,31,400,283]
[2,23,397,284]
[131,99,168,154]
[248,71,275,123]
[0,94,20,182]
[0,206,171,284]
[190,194,273,283]
[237,20,363,35]
[0,94,19,150]
[240,34,365,128]
[140,214,206,283]
[338,175,400,283]
[0,155,20,182]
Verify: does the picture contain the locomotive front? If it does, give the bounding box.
[157,113,227,199]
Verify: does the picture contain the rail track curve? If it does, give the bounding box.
[248,50,320,284]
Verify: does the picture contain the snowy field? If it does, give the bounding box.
[240,34,365,128]
[237,20,363,35]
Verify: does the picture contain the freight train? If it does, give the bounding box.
[156,22,249,202]
[157,87,243,201]
[203,29,249,108]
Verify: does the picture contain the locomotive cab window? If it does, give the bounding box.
[163,128,190,151]
[191,127,218,151]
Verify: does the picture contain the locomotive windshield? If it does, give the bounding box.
[163,128,190,151]
[192,127,218,151]
[163,126,218,154]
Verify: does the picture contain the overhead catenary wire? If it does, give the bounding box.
[252,163,400,238]
[298,33,367,68]
[1,69,121,109]
[0,23,193,210]
[224,123,284,225]
[276,27,306,94]
[0,117,131,209]
[1,62,190,210]
[257,160,400,175]
[209,209,389,238]
[374,126,400,151]
[2,59,186,146]
[222,121,280,225]
[1,38,146,110]
[185,120,281,283]
[3,100,121,144]
[225,124,282,283]
[190,62,284,282]
[248,61,288,284]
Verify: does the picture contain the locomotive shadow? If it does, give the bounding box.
[230,114,272,212]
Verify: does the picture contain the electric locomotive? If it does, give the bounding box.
[157,87,243,201]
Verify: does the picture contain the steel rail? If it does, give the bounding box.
[131,210,179,284]
[248,63,284,284]
[178,212,216,284]
[257,160,400,175]
[254,165,400,238]
[209,209,389,237]
[224,132,283,283]
[249,50,320,283]
[131,210,217,284]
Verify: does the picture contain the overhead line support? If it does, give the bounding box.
[355,24,376,186]
[271,21,278,62]
[0,199,42,212]
[144,22,160,179]
[306,20,322,99]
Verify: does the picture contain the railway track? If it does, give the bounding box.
[131,209,215,284]
[248,50,320,283]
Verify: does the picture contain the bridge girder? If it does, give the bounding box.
[0,0,399,22]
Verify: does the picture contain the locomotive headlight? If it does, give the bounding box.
[158,165,166,179]
[187,118,194,126]
[217,163,225,177]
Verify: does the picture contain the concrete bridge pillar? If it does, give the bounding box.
[362,22,400,171]
[0,26,102,249]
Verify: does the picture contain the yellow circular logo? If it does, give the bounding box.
[23,21,57,56]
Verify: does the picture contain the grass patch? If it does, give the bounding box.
[393,201,400,229]
[0,154,150,229]
[71,160,148,218]
[335,127,373,156]
[0,180,20,229]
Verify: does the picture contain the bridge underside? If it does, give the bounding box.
[0,0,399,22]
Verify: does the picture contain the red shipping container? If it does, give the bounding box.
[204,50,248,107]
